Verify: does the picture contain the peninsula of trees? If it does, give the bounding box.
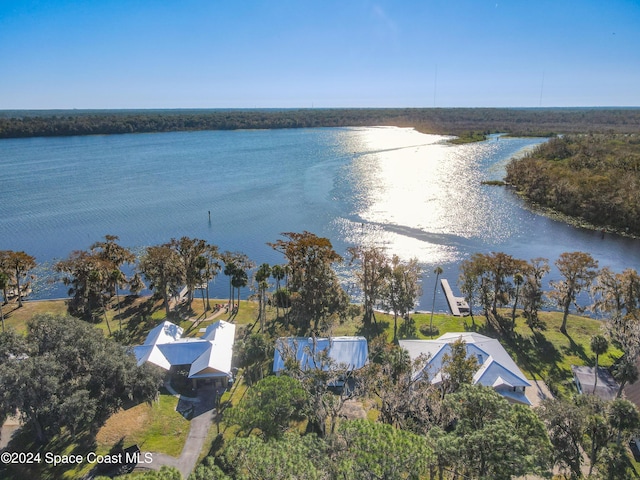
[1,107,639,139]
[506,133,640,235]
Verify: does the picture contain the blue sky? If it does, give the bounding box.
[1,0,639,109]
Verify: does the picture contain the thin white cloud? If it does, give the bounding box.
[371,4,398,33]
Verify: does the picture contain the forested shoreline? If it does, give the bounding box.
[505,133,640,236]
[1,107,639,139]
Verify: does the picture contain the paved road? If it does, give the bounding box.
[140,385,219,479]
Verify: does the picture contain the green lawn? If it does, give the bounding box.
[97,393,191,457]
[0,393,190,480]
[1,299,69,333]
[6,295,616,397]
[2,294,624,479]
[333,307,619,398]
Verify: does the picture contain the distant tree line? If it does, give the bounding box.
[506,133,640,235]
[1,107,640,139]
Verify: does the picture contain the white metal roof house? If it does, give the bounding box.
[133,320,236,382]
[400,332,532,405]
[273,336,369,373]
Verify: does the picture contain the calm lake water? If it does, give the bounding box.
[2,127,640,312]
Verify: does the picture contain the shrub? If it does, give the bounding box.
[419,324,440,337]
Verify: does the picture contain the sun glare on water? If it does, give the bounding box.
[335,127,506,265]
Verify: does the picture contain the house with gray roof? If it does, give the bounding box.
[400,332,532,405]
[572,365,620,401]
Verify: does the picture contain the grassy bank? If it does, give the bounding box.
[4,297,616,394]
[1,295,621,479]
[95,393,190,457]
[1,295,260,343]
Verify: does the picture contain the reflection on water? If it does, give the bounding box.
[333,128,544,265]
[332,128,640,312]
[2,126,640,312]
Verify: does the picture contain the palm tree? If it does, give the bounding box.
[612,356,639,398]
[609,398,640,446]
[511,272,524,329]
[271,264,285,319]
[0,272,7,332]
[87,263,113,334]
[195,255,208,312]
[200,245,220,311]
[231,269,248,314]
[590,334,609,394]
[222,252,238,311]
[222,251,254,313]
[430,267,443,337]
[255,263,271,332]
[109,268,127,329]
[91,236,135,305]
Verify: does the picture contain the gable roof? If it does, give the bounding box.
[399,333,531,405]
[273,336,369,373]
[144,320,184,345]
[190,320,236,378]
[133,320,236,379]
[622,357,640,408]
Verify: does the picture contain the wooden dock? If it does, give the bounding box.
[440,279,470,317]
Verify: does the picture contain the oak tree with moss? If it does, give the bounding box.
[548,251,599,334]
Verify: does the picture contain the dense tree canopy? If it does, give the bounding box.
[538,395,640,479]
[506,133,640,235]
[225,375,308,439]
[269,231,349,333]
[433,385,551,480]
[2,108,640,140]
[197,420,433,480]
[219,432,328,480]
[337,419,433,479]
[0,314,162,444]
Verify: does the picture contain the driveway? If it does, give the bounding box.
[139,385,220,478]
[525,379,553,407]
[0,415,21,451]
